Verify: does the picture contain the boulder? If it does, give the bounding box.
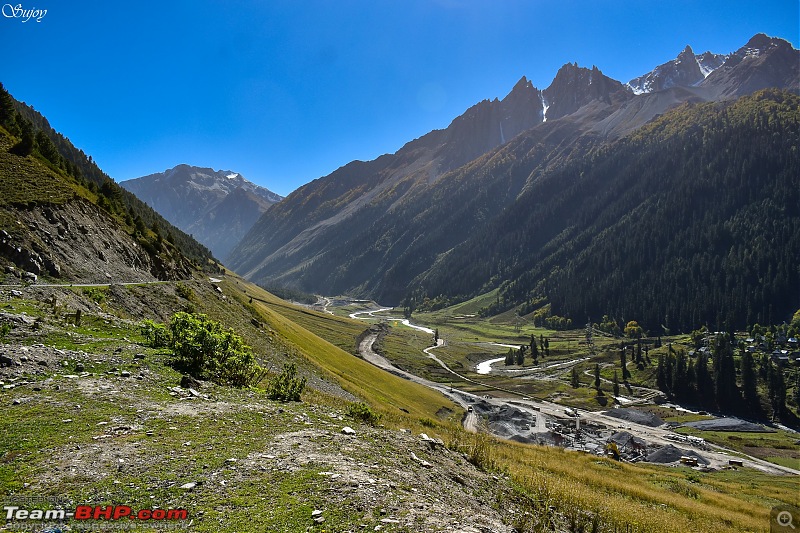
[180,374,202,389]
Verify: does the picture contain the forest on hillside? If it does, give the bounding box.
[413,90,800,333]
[0,82,215,268]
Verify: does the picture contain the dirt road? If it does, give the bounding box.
[351,307,799,476]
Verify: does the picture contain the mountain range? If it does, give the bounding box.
[121,165,282,261]
[227,33,799,331]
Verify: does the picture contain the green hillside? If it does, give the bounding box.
[1,82,216,268]
[416,89,800,332]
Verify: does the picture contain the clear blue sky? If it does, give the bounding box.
[2,0,798,196]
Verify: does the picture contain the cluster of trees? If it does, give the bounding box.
[504,334,550,366]
[413,90,799,334]
[0,82,215,268]
[655,332,796,421]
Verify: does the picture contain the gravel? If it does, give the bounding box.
[603,407,664,427]
[683,417,775,433]
[646,444,710,465]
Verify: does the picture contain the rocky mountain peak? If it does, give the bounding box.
[627,44,707,95]
[542,62,630,120]
[121,165,283,260]
[700,34,799,97]
[507,75,535,95]
[744,32,776,51]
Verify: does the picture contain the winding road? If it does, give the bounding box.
[348,306,799,476]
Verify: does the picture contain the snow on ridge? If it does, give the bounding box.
[226,173,239,180]
[540,93,549,122]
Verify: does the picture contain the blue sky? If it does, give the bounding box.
[2,1,798,196]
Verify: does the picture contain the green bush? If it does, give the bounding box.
[346,402,382,426]
[175,282,195,301]
[0,322,11,340]
[140,319,169,348]
[266,362,306,402]
[82,287,106,303]
[167,312,266,387]
[419,417,436,428]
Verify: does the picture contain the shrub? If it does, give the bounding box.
[175,282,195,301]
[266,362,306,402]
[82,287,106,303]
[0,322,11,340]
[140,319,169,348]
[346,402,382,426]
[167,312,265,387]
[419,417,436,428]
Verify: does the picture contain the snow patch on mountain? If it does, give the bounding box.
[627,46,728,94]
[540,93,549,122]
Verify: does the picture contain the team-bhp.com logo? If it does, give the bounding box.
[4,504,188,522]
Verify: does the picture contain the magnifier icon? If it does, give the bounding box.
[778,511,796,529]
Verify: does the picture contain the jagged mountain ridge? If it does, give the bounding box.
[121,165,282,261]
[228,61,633,288]
[227,33,799,328]
[627,45,728,94]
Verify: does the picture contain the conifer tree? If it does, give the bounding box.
[571,366,580,388]
[741,351,759,409]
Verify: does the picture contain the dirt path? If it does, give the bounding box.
[350,307,799,476]
[357,333,473,413]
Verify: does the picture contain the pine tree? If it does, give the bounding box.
[620,349,630,380]
[767,363,787,420]
[571,366,580,388]
[613,371,620,398]
[713,334,740,410]
[0,82,17,133]
[671,349,688,400]
[656,354,668,394]
[740,351,759,410]
[11,120,35,156]
[695,354,713,407]
[636,339,643,367]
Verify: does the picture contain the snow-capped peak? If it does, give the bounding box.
[226,173,239,180]
[627,45,727,95]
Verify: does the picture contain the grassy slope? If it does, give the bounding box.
[0,278,797,532]
[230,277,457,421]
[257,290,800,531]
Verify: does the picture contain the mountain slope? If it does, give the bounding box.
[0,87,208,282]
[417,89,800,331]
[7,97,215,269]
[228,34,798,330]
[121,165,282,261]
[228,76,549,285]
[228,64,633,297]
